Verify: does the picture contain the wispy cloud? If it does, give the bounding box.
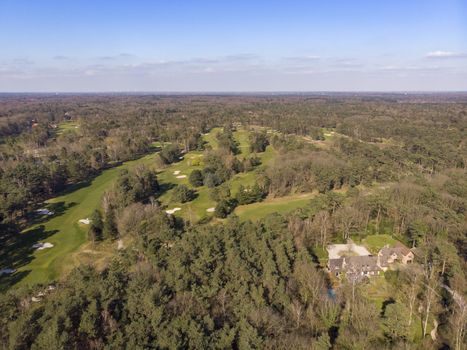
[282,55,320,63]
[11,58,35,65]
[53,55,69,60]
[98,53,135,61]
[426,51,467,59]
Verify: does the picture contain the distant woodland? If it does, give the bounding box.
[0,94,465,349]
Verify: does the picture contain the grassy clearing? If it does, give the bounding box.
[364,275,392,311]
[361,234,399,254]
[55,121,79,135]
[234,193,315,221]
[1,153,157,289]
[203,127,222,149]
[233,129,251,158]
[363,275,426,341]
[311,246,328,266]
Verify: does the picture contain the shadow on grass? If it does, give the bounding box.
[0,270,30,293]
[381,297,396,316]
[57,178,93,196]
[0,225,59,291]
[27,201,77,226]
[157,182,177,196]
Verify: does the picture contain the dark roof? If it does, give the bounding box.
[345,256,381,273]
[393,242,412,256]
[329,258,344,272]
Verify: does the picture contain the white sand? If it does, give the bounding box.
[173,170,181,175]
[32,242,54,251]
[0,268,16,275]
[206,207,215,212]
[165,207,181,215]
[178,156,184,160]
[31,297,41,302]
[117,239,124,250]
[79,218,91,225]
[36,208,54,216]
[176,175,187,179]
[327,243,371,259]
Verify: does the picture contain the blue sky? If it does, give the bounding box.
[0,0,466,91]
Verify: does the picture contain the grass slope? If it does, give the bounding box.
[3,153,156,289]
[234,193,315,221]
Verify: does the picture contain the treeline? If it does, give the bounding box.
[1,202,464,349]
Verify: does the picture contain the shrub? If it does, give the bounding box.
[172,185,196,203]
[214,198,238,218]
[189,170,204,187]
[159,144,181,164]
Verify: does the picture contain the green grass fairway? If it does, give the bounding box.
[233,129,251,158]
[203,127,222,148]
[1,153,157,290]
[56,121,79,135]
[156,150,216,221]
[2,127,279,289]
[235,193,315,221]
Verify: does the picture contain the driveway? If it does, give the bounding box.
[327,243,371,259]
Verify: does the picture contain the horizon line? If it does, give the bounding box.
[1,90,467,95]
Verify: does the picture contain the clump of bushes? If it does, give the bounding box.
[172,185,196,203]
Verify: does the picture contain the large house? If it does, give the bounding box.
[327,241,414,280]
[377,242,414,271]
[328,255,381,278]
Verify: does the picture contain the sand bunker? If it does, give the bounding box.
[173,170,181,175]
[165,207,181,215]
[79,218,91,225]
[117,239,124,250]
[176,175,187,179]
[36,208,54,216]
[206,207,215,212]
[32,242,54,250]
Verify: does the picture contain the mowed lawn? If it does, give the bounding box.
[55,120,79,135]
[5,153,157,289]
[235,193,315,221]
[361,234,399,254]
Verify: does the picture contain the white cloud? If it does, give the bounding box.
[426,51,466,59]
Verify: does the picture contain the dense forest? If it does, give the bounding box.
[0,93,466,349]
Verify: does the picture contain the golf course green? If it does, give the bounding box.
[2,127,319,290]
